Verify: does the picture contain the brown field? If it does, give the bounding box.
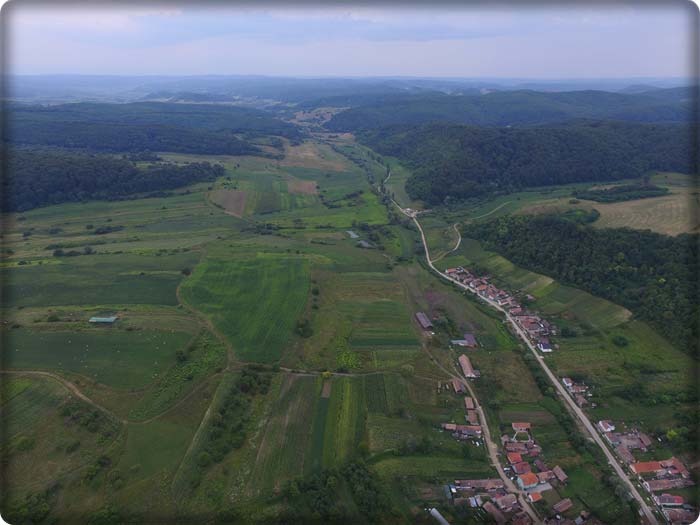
[209,189,247,217]
[287,177,318,195]
[594,191,699,236]
[280,140,347,171]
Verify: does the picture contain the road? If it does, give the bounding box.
[400,202,659,525]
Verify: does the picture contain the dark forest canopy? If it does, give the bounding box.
[6,102,302,154]
[3,148,225,212]
[326,89,694,131]
[464,214,698,355]
[359,121,695,204]
[573,182,670,203]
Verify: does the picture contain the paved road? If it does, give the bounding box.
[402,204,659,525]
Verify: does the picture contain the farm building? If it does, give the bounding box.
[553,498,573,513]
[466,410,479,425]
[553,465,568,483]
[452,378,465,393]
[458,354,478,378]
[462,333,478,347]
[89,316,117,324]
[415,312,434,330]
[631,461,662,474]
[512,422,531,433]
[464,396,475,410]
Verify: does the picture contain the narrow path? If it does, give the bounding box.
[431,223,462,264]
[469,200,514,220]
[0,369,125,424]
[398,200,659,525]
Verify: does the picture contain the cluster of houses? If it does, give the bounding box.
[440,390,483,441]
[448,478,533,524]
[444,267,555,354]
[597,420,697,523]
[561,378,594,408]
[501,422,569,506]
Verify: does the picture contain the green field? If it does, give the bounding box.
[181,253,310,363]
[5,328,193,389]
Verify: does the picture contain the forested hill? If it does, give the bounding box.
[359,121,694,204]
[2,148,225,212]
[325,89,694,131]
[464,215,698,355]
[6,102,302,154]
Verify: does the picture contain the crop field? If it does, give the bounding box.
[5,328,193,390]
[180,253,310,363]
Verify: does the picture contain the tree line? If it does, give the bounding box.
[3,148,225,211]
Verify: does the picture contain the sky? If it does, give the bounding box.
[3,1,697,78]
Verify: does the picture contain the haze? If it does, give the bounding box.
[3,2,697,78]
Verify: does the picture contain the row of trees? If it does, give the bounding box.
[3,148,225,211]
[464,214,698,354]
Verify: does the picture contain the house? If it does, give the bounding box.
[553,498,573,513]
[512,422,531,433]
[534,459,548,471]
[462,333,478,347]
[661,457,690,478]
[562,377,574,389]
[441,423,457,431]
[631,461,662,475]
[537,338,553,352]
[507,452,523,464]
[415,312,433,330]
[459,355,478,378]
[655,494,684,507]
[664,509,698,524]
[464,397,475,410]
[517,473,539,490]
[513,462,532,475]
[466,410,479,425]
[553,466,568,483]
[528,492,542,503]
[537,471,554,483]
[89,316,117,324]
[483,502,506,525]
[452,378,465,393]
[597,420,615,433]
[575,395,588,407]
[494,493,517,512]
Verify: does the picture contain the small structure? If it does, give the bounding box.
[462,333,478,348]
[553,498,573,514]
[537,338,553,353]
[428,508,450,525]
[346,230,359,239]
[597,420,615,433]
[512,422,531,433]
[513,461,531,475]
[528,492,542,503]
[466,410,479,425]
[356,240,374,249]
[553,465,568,483]
[494,494,518,512]
[464,397,475,410]
[452,378,466,394]
[89,316,117,324]
[415,312,434,330]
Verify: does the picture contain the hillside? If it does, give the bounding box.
[359,121,695,204]
[325,89,693,131]
[6,102,301,154]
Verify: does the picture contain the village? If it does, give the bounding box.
[416,265,697,525]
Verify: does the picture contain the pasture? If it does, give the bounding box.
[180,253,310,363]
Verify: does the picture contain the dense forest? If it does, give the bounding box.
[6,102,302,154]
[326,89,693,131]
[360,121,694,204]
[573,182,670,203]
[3,148,225,211]
[464,215,698,354]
